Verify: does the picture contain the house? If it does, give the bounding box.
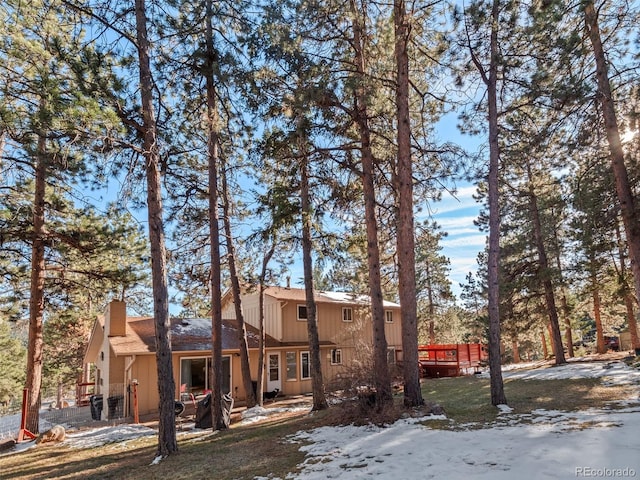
[82,287,403,419]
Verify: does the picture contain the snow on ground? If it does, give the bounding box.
[64,424,156,449]
[4,359,640,480]
[274,360,640,480]
[241,404,311,425]
[283,405,640,479]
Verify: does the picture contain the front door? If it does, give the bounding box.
[266,353,281,393]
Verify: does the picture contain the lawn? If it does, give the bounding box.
[0,370,635,480]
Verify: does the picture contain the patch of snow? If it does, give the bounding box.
[3,358,639,480]
[64,425,156,449]
[241,405,310,425]
[173,318,211,337]
[275,360,640,480]
[150,455,163,465]
[316,291,400,308]
[496,404,513,414]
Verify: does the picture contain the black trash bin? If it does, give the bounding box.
[195,393,212,429]
[195,393,234,429]
[107,395,124,419]
[90,394,103,420]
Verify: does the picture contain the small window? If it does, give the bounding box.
[301,351,311,379]
[297,305,308,321]
[342,307,353,322]
[387,348,396,365]
[385,310,393,323]
[331,349,342,365]
[286,352,297,381]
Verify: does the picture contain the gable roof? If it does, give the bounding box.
[262,286,401,308]
[108,316,282,356]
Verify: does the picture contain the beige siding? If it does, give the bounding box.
[130,355,159,416]
[274,346,356,396]
[109,354,126,386]
[228,293,284,341]
[111,294,402,415]
[281,303,403,350]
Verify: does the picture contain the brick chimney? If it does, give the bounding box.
[106,300,127,337]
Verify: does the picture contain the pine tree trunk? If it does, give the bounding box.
[0,131,5,159]
[623,294,638,351]
[300,153,328,411]
[585,1,640,326]
[485,0,507,406]
[541,330,548,358]
[350,0,392,410]
[394,0,423,408]
[592,275,605,354]
[221,168,256,408]
[526,162,565,364]
[552,228,574,357]
[256,246,275,406]
[615,221,640,351]
[204,0,226,431]
[134,0,177,456]
[428,269,436,344]
[25,134,47,434]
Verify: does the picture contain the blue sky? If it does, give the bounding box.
[431,184,485,297]
[282,182,486,301]
[91,137,487,307]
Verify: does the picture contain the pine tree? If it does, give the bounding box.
[0,0,126,433]
[0,319,26,410]
[460,0,507,405]
[414,221,454,344]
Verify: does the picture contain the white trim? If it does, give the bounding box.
[267,352,282,391]
[330,348,343,365]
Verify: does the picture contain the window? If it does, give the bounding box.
[342,307,353,322]
[387,348,396,365]
[268,354,279,381]
[385,310,393,323]
[331,349,342,365]
[286,352,297,381]
[180,357,208,395]
[301,351,311,379]
[180,356,232,395]
[297,304,308,321]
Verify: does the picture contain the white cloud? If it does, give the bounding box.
[436,215,481,232]
[429,185,481,215]
[441,234,487,248]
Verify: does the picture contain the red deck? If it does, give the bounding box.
[418,344,487,378]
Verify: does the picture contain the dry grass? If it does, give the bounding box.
[421,373,635,428]
[0,370,637,479]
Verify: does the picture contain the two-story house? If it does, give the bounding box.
[82,286,402,419]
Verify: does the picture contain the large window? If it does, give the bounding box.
[180,356,231,395]
[342,307,353,322]
[331,349,342,365]
[286,352,297,381]
[301,351,311,379]
[297,304,308,321]
[180,357,208,395]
